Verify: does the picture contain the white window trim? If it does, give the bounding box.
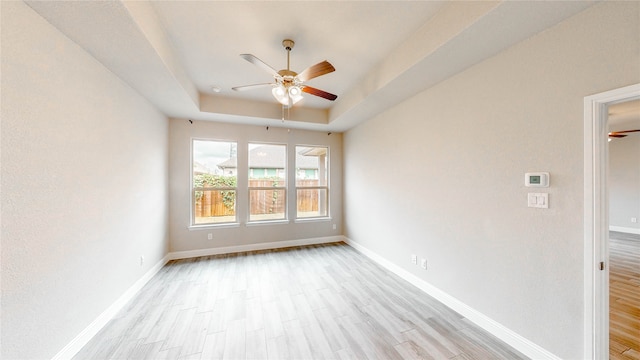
[188,222,241,230]
[294,217,332,224]
[245,219,290,227]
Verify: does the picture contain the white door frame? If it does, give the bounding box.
[583,83,640,359]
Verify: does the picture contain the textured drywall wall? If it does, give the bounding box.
[343,2,639,359]
[609,134,640,232]
[1,2,169,359]
[168,119,342,252]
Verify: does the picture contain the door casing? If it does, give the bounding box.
[583,83,640,359]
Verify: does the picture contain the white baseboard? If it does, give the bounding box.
[57,235,552,360]
[168,235,344,260]
[609,226,640,235]
[52,254,170,360]
[343,237,561,360]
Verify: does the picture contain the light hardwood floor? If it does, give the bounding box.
[610,231,640,360]
[74,242,527,359]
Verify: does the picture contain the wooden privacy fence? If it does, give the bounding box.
[249,179,286,216]
[296,179,320,213]
[195,189,235,218]
[195,179,320,218]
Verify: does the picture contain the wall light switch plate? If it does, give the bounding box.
[528,193,549,208]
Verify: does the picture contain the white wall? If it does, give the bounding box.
[169,119,342,252]
[1,2,169,359]
[609,134,640,233]
[343,2,639,359]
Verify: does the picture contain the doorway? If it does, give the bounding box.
[583,83,640,359]
[608,99,640,359]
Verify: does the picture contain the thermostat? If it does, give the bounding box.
[525,172,549,187]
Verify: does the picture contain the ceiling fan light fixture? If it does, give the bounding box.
[272,84,304,107]
[272,85,290,106]
[289,86,301,97]
[273,85,285,97]
[289,86,303,105]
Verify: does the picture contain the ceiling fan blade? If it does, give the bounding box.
[610,129,640,134]
[240,54,279,77]
[297,61,336,82]
[232,83,274,92]
[609,129,639,138]
[302,86,338,101]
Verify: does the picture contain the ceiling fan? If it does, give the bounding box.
[609,129,640,139]
[232,39,337,108]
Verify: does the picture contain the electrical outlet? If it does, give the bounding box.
[207,233,213,240]
[411,254,417,265]
[632,217,638,223]
[333,224,337,230]
[421,258,427,270]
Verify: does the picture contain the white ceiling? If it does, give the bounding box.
[152,1,445,108]
[25,1,597,132]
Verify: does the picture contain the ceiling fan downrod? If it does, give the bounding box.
[283,39,294,71]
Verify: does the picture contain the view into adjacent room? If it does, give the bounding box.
[607,99,640,360]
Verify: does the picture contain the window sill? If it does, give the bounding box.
[188,223,240,231]
[294,217,332,224]
[246,219,290,227]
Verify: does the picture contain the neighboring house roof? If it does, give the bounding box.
[216,157,236,169]
[193,161,213,174]
[218,145,320,169]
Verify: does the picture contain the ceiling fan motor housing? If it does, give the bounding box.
[278,69,297,78]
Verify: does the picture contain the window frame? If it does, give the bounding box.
[247,142,288,224]
[295,144,330,220]
[191,138,239,227]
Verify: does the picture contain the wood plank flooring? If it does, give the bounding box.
[610,231,640,360]
[74,242,527,360]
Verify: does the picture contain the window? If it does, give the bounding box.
[248,143,287,222]
[296,145,329,218]
[192,140,237,225]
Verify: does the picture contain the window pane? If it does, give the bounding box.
[249,143,286,222]
[296,145,329,219]
[193,140,237,185]
[249,189,286,221]
[194,190,236,224]
[295,146,327,186]
[193,140,237,224]
[297,188,327,218]
[249,144,286,180]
